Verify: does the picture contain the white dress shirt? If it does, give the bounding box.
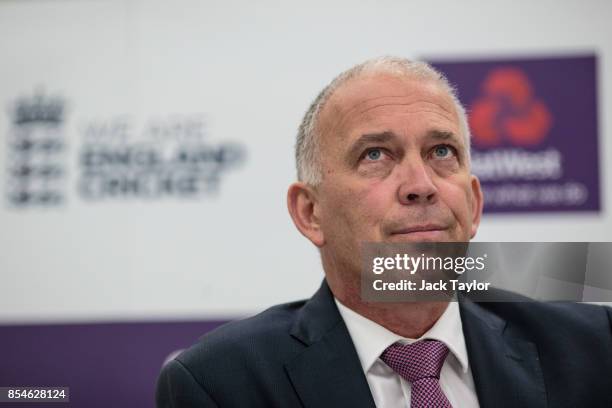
[335,299,480,408]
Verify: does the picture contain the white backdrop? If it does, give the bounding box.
[0,0,610,323]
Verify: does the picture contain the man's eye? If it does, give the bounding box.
[365,148,383,161]
[432,145,455,159]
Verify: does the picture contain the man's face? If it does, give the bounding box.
[314,73,483,270]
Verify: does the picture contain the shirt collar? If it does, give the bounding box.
[334,299,469,374]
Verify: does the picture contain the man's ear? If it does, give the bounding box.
[287,182,325,247]
[469,175,484,239]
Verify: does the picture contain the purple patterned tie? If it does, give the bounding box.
[380,340,453,408]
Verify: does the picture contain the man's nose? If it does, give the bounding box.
[396,158,438,205]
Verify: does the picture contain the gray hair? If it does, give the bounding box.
[295,56,471,186]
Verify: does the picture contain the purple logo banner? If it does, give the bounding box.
[430,55,600,213]
[0,320,229,408]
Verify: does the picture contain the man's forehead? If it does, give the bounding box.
[319,73,459,142]
[328,74,453,113]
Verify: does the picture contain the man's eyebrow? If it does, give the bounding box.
[346,131,397,158]
[426,130,462,144]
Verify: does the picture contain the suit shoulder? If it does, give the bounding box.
[484,299,612,337]
[175,298,307,373]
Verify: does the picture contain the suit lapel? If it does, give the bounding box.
[286,281,547,407]
[460,298,547,408]
[284,280,376,408]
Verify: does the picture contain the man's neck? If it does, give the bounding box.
[328,275,449,339]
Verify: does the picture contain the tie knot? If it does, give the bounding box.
[380,340,449,383]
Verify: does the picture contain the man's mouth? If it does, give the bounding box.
[388,225,448,241]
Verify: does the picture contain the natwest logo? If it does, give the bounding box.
[469,67,552,147]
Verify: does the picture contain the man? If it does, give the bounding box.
[156,57,612,407]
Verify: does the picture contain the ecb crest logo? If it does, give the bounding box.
[5,90,67,207]
[4,88,247,208]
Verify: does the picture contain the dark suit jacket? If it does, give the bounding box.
[156,280,612,407]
